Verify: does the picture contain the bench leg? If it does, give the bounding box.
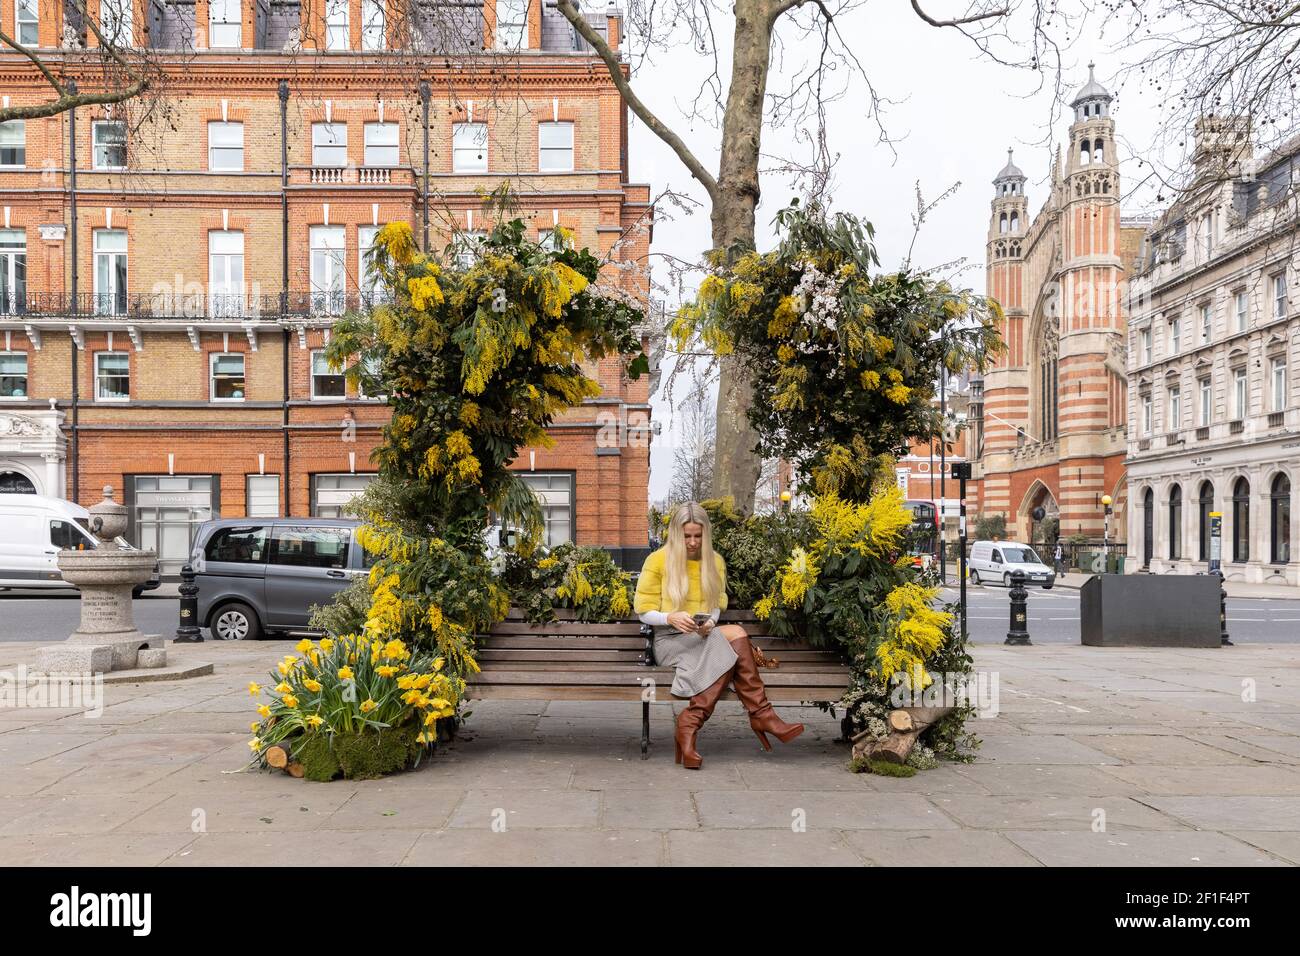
[641,700,650,760]
[837,711,855,744]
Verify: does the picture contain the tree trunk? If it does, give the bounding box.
[708,0,774,515]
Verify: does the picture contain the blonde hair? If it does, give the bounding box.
[662,502,723,611]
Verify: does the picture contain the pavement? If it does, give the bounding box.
[945,569,1300,600]
[1,638,1299,866]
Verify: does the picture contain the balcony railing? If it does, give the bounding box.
[0,291,395,321]
[1268,411,1285,428]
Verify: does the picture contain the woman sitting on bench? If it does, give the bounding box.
[634,502,804,769]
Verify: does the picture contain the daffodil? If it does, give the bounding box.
[338,666,354,681]
[303,679,322,693]
[274,681,291,694]
[257,704,272,719]
[305,714,325,729]
[360,699,377,714]
[296,638,314,654]
[250,721,261,733]
[248,737,262,753]
[282,694,299,709]
[247,681,261,696]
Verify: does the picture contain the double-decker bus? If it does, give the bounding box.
[903,499,940,569]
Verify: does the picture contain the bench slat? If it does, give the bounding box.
[470,668,849,687]
[465,685,842,702]
[476,649,841,664]
[478,635,830,652]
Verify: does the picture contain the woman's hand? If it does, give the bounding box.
[667,611,699,634]
[697,617,714,635]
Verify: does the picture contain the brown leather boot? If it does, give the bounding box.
[674,665,734,769]
[729,636,804,750]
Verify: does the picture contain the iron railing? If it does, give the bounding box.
[0,291,396,321]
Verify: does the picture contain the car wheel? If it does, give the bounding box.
[132,586,144,599]
[212,602,262,641]
[1043,584,1054,590]
[969,569,979,585]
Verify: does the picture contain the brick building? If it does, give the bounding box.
[0,0,655,571]
[969,66,1148,547]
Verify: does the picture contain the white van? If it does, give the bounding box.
[968,540,1055,588]
[0,494,161,594]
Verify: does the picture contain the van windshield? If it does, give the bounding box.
[1002,547,1042,565]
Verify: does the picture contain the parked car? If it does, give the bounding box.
[967,539,1055,588]
[190,517,367,640]
[0,494,162,596]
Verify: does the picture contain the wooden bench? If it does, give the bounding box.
[467,611,853,758]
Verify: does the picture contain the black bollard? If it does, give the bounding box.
[174,563,204,643]
[1005,569,1032,645]
[1217,570,1233,646]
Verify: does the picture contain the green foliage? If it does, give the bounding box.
[973,513,1007,540]
[296,724,425,782]
[848,756,918,777]
[308,576,371,637]
[497,543,634,623]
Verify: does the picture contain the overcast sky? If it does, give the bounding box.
[622,2,1176,500]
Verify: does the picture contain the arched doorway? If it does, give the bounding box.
[1019,481,1060,545]
[1197,480,1215,562]
[1232,477,1251,563]
[1271,473,1291,565]
[1168,484,1183,559]
[1142,487,1154,568]
[0,471,36,494]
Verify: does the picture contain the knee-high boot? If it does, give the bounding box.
[674,664,734,769]
[729,636,804,750]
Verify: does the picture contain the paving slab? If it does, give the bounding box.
[1004,830,1289,866]
[1226,831,1300,864]
[600,789,700,829]
[162,830,422,867]
[927,795,1186,831]
[322,788,465,830]
[406,828,664,866]
[666,829,864,866]
[1101,765,1300,796]
[0,792,173,836]
[1140,796,1300,831]
[692,790,959,830]
[447,788,601,828]
[843,829,1042,866]
[955,764,1139,797]
[0,833,201,867]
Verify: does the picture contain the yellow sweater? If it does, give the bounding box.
[634,548,729,615]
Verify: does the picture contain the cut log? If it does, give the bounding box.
[853,706,955,766]
[888,710,914,732]
[265,743,292,769]
[286,761,305,779]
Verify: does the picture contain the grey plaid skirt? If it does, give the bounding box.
[652,624,739,698]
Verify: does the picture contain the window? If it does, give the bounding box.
[209,0,241,47]
[1168,316,1181,354]
[93,229,127,316]
[1198,481,1215,562]
[326,0,350,50]
[495,0,528,50]
[539,121,574,172]
[361,0,385,49]
[312,474,374,518]
[358,225,387,302]
[1141,393,1152,435]
[99,0,132,45]
[95,352,130,401]
[453,230,487,268]
[1200,303,1212,342]
[1234,367,1248,419]
[205,526,268,563]
[0,122,25,167]
[93,121,126,170]
[209,230,244,316]
[312,123,347,167]
[1272,473,1292,565]
[1168,385,1181,431]
[1199,377,1212,426]
[1202,211,1214,258]
[1274,273,1288,320]
[311,350,345,399]
[245,476,281,518]
[309,226,346,313]
[519,472,574,547]
[356,353,385,400]
[539,228,567,250]
[0,229,26,315]
[1273,358,1288,411]
[452,122,487,172]
[270,525,350,569]
[363,122,398,167]
[210,353,246,401]
[1232,477,1250,563]
[1236,290,1249,332]
[1140,327,1152,365]
[1168,484,1182,560]
[0,353,27,398]
[50,519,90,551]
[208,121,243,171]
[16,0,38,46]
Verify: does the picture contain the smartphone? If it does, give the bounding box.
[692,613,711,627]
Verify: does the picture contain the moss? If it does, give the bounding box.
[847,755,918,777]
[293,725,427,782]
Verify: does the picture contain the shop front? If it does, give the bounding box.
[125,475,219,573]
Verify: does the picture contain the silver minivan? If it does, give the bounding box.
[967,540,1056,588]
[191,518,367,640]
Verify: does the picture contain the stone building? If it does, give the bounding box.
[970,66,1148,547]
[0,0,655,571]
[1125,120,1299,588]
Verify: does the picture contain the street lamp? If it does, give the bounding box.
[1101,494,1113,572]
[780,489,792,513]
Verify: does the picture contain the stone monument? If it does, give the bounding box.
[35,486,168,673]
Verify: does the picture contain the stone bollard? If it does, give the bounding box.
[1005,569,1032,646]
[174,564,204,643]
[1217,570,1233,647]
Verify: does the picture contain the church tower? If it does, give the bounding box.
[1054,63,1126,537]
[978,149,1030,523]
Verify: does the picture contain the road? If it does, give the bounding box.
[1,584,1297,644]
[942,581,1300,643]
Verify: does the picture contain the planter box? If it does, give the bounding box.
[1080,574,1220,647]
